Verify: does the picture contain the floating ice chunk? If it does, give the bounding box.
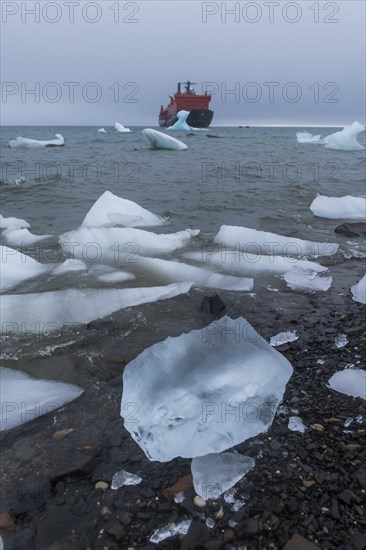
[283,267,332,292]
[310,196,366,220]
[191,452,255,499]
[328,369,366,400]
[0,214,30,230]
[97,271,135,283]
[0,367,83,431]
[111,470,142,489]
[114,122,131,133]
[134,256,253,291]
[270,331,298,347]
[150,520,191,544]
[121,316,293,462]
[81,191,165,228]
[183,250,327,277]
[59,227,199,260]
[142,128,188,151]
[323,121,365,150]
[8,134,64,148]
[214,226,339,258]
[296,131,323,144]
[1,246,48,293]
[52,259,87,276]
[3,227,51,245]
[351,274,366,304]
[288,416,306,433]
[335,334,348,348]
[166,110,207,132]
[98,128,106,133]
[1,283,191,332]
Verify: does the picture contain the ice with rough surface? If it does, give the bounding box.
[270,331,298,347]
[81,191,164,228]
[296,121,365,150]
[1,283,191,332]
[310,195,366,220]
[59,227,199,260]
[288,416,306,433]
[142,128,188,150]
[114,122,131,133]
[3,227,51,245]
[191,452,255,499]
[335,334,348,348]
[284,268,332,292]
[111,470,142,489]
[166,110,206,132]
[0,214,30,230]
[214,226,339,257]
[351,274,366,304]
[8,134,64,148]
[0,367,83,431]
[1,246,48,293]
[150,520,191,543]
[121,316,293,461]
[328,369,366,400]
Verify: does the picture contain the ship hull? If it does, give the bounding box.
[159,109,214,129]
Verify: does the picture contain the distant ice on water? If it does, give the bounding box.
[114,122,131,133]
[142,128,188,150]
[166,110,208,132]
[8,134,64,148]
[296,121,365,151]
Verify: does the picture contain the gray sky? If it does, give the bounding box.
[1,0,365,125]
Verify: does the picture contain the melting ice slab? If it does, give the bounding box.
[0,367,83,431]
[310,196,366,220]
[296,121,365,151]
[121,316,293,462]
[0,214,30,230]
[8,134,64,148]
[114,122,131,133]
[351,274,366,304]
[166,110,207,132]
[1,246,48,293]
[142,128,188,150]
[328,369,366,400]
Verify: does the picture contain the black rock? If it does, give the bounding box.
[201,294,226,316]
[181,520,211,550]
[334,222,366,238]
[107,521,126,541]
[338,489,355,505]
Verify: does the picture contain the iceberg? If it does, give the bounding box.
[8,134,64,148]
[296,131,323,144]
[81,191,165,228]
[214,225,339,258]
[191,452,255,500]
[0,214,30,230]
[2,227,51,245]
[1,283,191,333]
[59,227,199,261]
[114,122,131,133]
[1,246,48,293]
[142,128,188,151]
[328,369,366,400]
[121,316,293,462]
[98,128,107,133]
[0,367,83,431]
[166,110,207,132]
[351,274,366,304]
[296,122,365,151]
[310,196,366,220]
[283,267,332,292]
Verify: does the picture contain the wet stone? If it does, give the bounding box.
[106,521,126,541]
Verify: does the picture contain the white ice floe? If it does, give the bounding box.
[111,470,142,489]
[296,121,365,151]
[0,214,30,230]
[8,134,65,148]
[288,416,306,433]
[214,226,339,258]
[59,227,199,261]
[328,369,366,400]
[335,334,348,348]
[351,274,366,304]
[142,128,188,151]
[1,246,48,293]
[150,520,192,544]
[0,367,83,431]
[97,271,136,283]
[52,259,87,276]
[191,452,255,499]
[121,316,293,462]
[270,331,298,347]
[133,256,253,291]
[283,267,332,292]
[98,128,107,133]
[1,283,191,332]
[81,191,165,228]
[3,227,51,245]
[114,122,131,133]
[310,195,366,220]
[166,110,207,132]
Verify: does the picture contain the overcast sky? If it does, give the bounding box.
[1,0,365,125]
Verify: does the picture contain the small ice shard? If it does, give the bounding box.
[98,128,107,133]
[223,487,245,511]
[142,128,188,151]
[121,316,293,462]
[97,271,135,283]
[335,334,348,348]
[114,122,131,133]
[310,195,366,220]
[0,367,83,431]
[81,190,165,228]
[59,227,199,260]
[206,518,215,529]
[166,110,207,132]
[328,369,366,400]
[296,131,323,144]
[351,274,366,304]
[322,121,365,151]
[283,267,332,292]
[3,227,51,245]
[288,416,306,433]
[344,417,353,428]
[270,331,298,347]
[174,492,185,503]
[317,359,325,365]
[8,134,64,148]
[191,452,255,499]
[1,283,191,332]
[150,520,191,544]
[111,470,142,489]
[0,214,30,230]
[1,245,48,293]
[214,225,339,258]
[52,259,87,275]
